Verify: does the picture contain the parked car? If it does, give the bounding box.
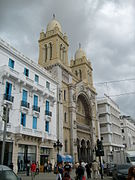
[112,164,131,180]
[106,163,115,176]
[0,165,22,180]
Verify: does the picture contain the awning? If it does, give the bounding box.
[57,154,73,163]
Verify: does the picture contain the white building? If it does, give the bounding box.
[97,96,124,164]
[120,115,135,150]
[0,38,58,173]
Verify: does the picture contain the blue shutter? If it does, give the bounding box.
[5,82,12,95]
[5,82,8,94]
[8,83,12,96]
[46,121,49,132]
[46,101,49,111]
[21,113,26,127]
[35,75,39,83]
[8,58,14,69]
[8,59,12,67]
[22,90,27,102]
[24,68,26,75]
[23,114,26,127]
[33,117,37,129]
[34,95,38,106]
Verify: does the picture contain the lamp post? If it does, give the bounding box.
[53,139,63,162]
[95,137,104,179]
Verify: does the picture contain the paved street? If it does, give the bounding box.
[18,170,112,180]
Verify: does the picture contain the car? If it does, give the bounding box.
[0,165,22,180]
[112,164,131,180]
[106,163,115,176]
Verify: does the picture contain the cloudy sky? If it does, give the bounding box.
[0,0,135,117]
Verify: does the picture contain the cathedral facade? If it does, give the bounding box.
[38,16,100,162]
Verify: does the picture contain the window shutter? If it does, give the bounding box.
[33,117,37,129]
[22,90,27,102]
[34,95,38,106]
[46,101,49,111]
[46,121,49,132]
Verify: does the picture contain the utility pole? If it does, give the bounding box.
[1,104,8,165]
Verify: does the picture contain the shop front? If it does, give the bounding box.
[18,144,36,172]
[40,147,51,172]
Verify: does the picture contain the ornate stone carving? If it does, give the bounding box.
[73,93,76,102]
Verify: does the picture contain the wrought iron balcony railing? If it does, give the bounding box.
[4,93,14,102]
[45,110,52,117]
[32,105,40,112]
[21,100,30,108]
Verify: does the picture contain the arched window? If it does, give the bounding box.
[63,47,65,62]
[75,70,78,76]
[49,43,52,60]
[79,69,82,80]
[45,44,47,61]
[65,140,68,152]
[64,112,67,122]
[60,44,63,60]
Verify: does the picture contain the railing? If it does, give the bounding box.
[21,100,30,108]
[45,110,52,117]
[16,125,42,138]
[32,105,40,112]
[4,94,14,102]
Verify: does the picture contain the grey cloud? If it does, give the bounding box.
[0,0,135,117]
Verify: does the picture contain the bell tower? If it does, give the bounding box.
[38,15,69,68]
[70,44,94,89]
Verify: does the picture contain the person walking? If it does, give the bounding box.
[44,161,48,172]
[36,161,39,174]
[76,161,86,180]
[127,166,135,180]
[31,161,36,180]
[56,166,62,180]
[85,163,92,179]
[64,162,72,177]
[26,160,30,176]
[92,160,99,179]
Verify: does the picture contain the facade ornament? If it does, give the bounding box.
[80,85,84,91]
[59,89,62,101]
[73,93,76,102]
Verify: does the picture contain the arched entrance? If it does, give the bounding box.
[76,93,93,162]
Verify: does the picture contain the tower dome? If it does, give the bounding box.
[46,14,62,32]
[75,43,86,59]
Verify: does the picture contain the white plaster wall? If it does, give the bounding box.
[0,39,57,141]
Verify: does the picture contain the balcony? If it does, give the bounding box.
[32,105,40,112]
[45,110,52,117]
[15,125,43,138]
[4,94,14,103]
[21,100,30,108]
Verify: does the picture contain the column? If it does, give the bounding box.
[12,141,18,173]
[48,45,50,61]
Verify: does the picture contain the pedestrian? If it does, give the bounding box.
[56,166,62,180]
[44,161,48,172]
[64,162,72,177]
[92,160,99,179]
[36,161,39,174]
[26,160,30,176]
[85,163,92,179]
[58,162,64,178]
[76,160,86,180]
[127,166,135,180]
[31,161,36,180]
[63,172,72,180]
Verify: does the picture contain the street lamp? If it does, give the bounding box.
[53,139,63,155]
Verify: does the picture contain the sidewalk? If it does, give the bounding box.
[18,171,112,180]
